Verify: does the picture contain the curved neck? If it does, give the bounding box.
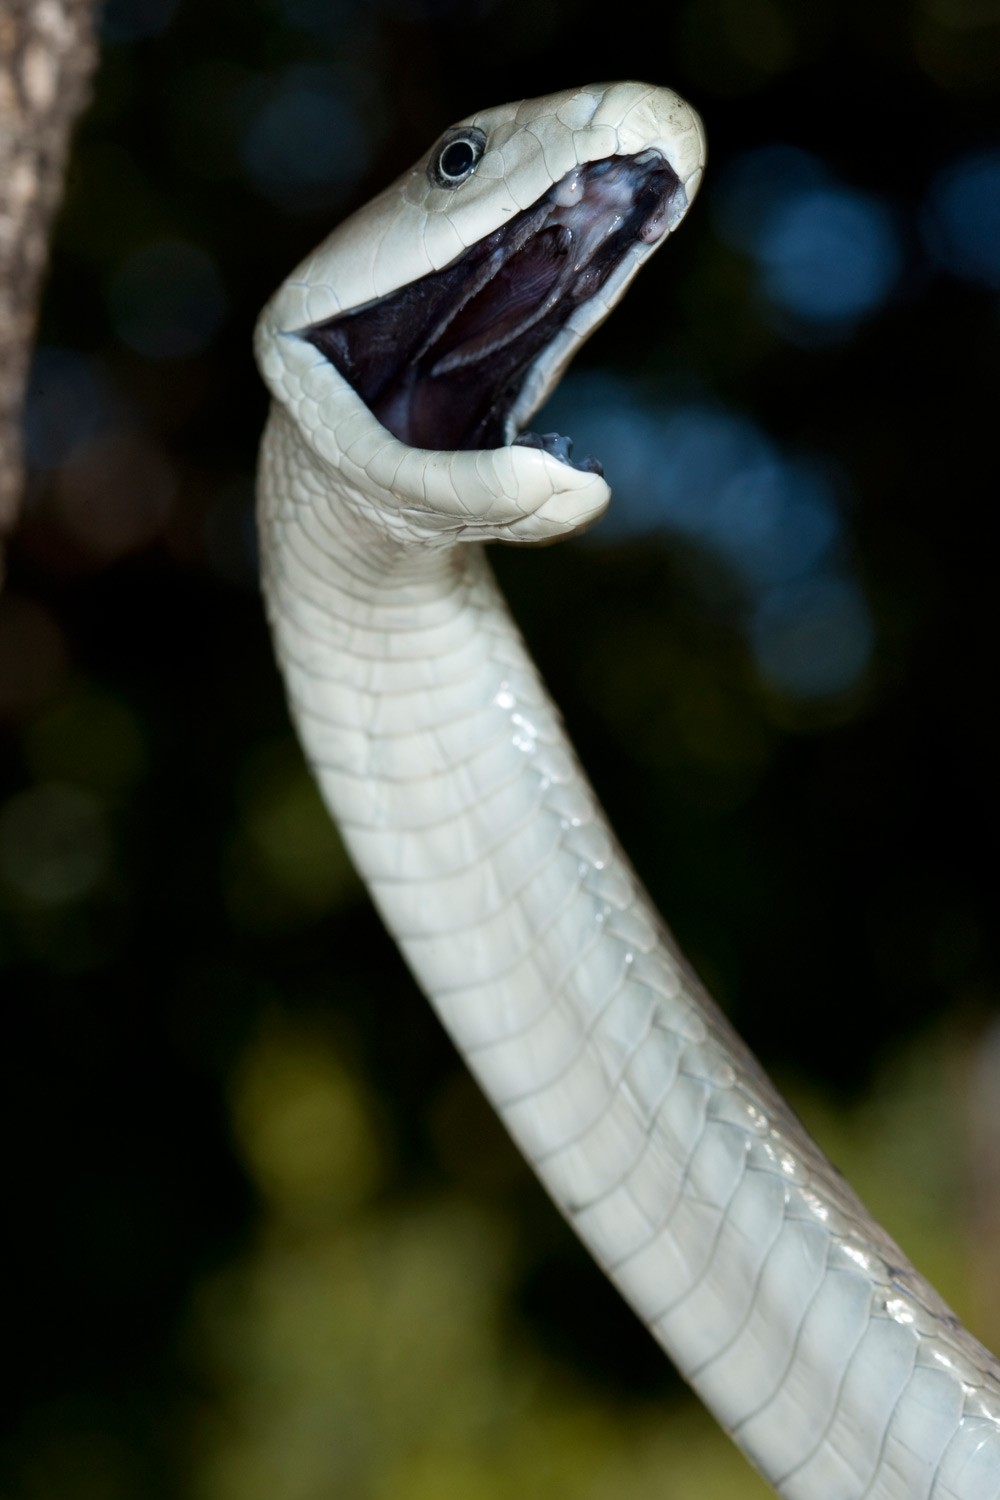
[258,401,1000,1500]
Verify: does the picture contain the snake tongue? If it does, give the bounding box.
[513,430,604,477]
[303,150,682,455]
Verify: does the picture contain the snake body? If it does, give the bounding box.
[254,82,1000,1499]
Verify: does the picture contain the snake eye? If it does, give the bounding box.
[429,127,487,188]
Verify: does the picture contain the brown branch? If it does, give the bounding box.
[0,0,99,565]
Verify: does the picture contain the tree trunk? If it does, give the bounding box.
[0,0,99,569]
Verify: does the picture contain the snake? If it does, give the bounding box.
[253,81,1000,1499]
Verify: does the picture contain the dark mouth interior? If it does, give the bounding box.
[302,151,682,461]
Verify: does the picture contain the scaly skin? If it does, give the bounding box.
[256,82,1000,1499]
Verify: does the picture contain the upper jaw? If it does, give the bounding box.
[255,83,706,354]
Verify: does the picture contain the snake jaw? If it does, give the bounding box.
[301,150,684,464]
[255,84,704,548]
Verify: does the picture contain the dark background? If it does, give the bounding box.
[2,1,998,1495]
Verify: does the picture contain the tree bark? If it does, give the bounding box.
[0,0,99,566]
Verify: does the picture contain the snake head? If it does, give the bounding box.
[255,82,705,548]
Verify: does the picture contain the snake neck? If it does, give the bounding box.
[259,399,1000,1500]
[259,399,615,964]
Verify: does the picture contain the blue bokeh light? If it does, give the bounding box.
[541,373,873,701]
[750,575,874,701]
[713,147,901,338]
[711,146,829,254]
[756,187,900,325]
[711,459,840,589]
[923,148,1000,291]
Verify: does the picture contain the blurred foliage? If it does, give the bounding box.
[1,0,998,1494]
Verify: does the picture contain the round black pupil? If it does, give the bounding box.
[440,139,475,178]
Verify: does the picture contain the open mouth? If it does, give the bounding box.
[302,150,683,474]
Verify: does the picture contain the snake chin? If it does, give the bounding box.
[302,150,681,459]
